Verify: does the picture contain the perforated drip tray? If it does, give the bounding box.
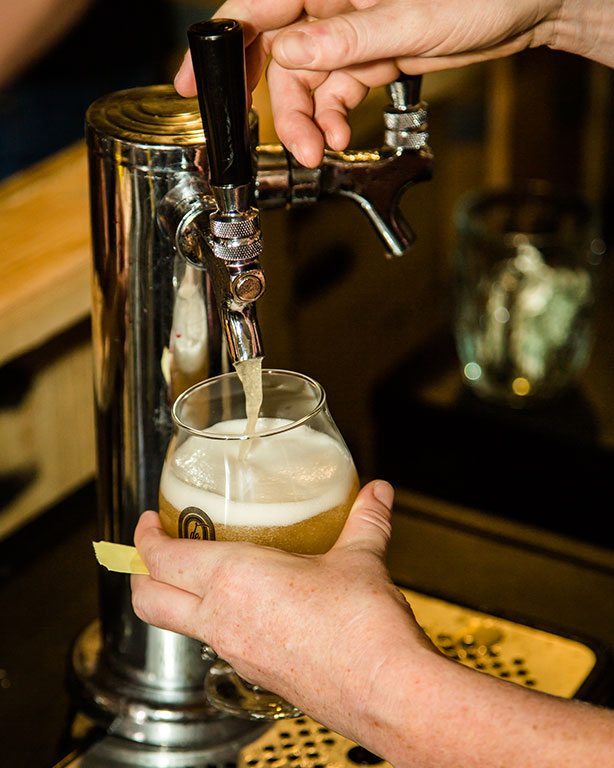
[239,716,385,768]
[57,587,603,768]
[399,588,598,699]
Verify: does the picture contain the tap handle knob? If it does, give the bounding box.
[188,18,252,188]
[387,73,423,109]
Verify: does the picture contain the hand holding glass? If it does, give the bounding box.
[159,369,359,719]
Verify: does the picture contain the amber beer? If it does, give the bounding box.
[159,417,359,554]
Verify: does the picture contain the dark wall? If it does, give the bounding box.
[0,0,175,179]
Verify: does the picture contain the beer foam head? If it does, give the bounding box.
[160,418,355,527]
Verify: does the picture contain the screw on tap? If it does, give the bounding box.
[207,208,264,265]
[232,271,266,303]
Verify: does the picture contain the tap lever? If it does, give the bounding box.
[188,18,252,191]
[387,73,423,110]
[186,19,265,364]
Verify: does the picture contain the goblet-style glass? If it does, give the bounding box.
[159,368,359,719]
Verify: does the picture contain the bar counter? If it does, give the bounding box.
[0,481,612,767]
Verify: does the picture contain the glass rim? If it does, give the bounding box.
[453,182,596,249]
[171,367,327,440]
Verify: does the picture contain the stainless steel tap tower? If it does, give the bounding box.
[73,18,433,765]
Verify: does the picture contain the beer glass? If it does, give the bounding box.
[159,368,360,719]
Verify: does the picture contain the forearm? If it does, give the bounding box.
[0,0,92,89]
[552,0,614,67]
[358,649,614,768]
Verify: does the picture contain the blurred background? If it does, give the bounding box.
[0,0,612,547]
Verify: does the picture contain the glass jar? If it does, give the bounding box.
[453,182,604,407]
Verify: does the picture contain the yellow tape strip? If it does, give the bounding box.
[93,541,149,575]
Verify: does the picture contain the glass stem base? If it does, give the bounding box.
[205,660,303,721]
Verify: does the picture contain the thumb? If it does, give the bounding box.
[333,480,394,558]
[272,7,425,70]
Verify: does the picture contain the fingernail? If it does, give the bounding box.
[174,52,193,95]
[173,69,188,96]
[374,481,394,507]
[278,31,316,66]
[174,51,187,79]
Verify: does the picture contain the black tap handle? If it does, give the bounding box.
[399,73,422,104]
[388,73,423,109]
[188,18,252,188]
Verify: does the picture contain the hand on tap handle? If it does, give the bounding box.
[175,0,614,168]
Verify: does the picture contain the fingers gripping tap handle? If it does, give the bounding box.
[188,19,252,189]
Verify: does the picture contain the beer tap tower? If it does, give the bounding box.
[73,18,432,765]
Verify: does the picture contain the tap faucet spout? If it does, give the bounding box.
[320,145,433,258]
[177,204,265,364]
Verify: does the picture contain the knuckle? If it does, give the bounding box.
[144,542,165,580]
[211,550,253,599]
[327,16,360,62]
[203,549,259,658]
[358,505,392,538]
[131,587,151,625]
[372,505,393,534]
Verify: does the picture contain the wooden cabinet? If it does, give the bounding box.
[0,144,94,539]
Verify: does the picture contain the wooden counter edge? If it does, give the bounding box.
[0,143,92,366]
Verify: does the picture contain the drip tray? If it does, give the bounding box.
[239,716,381,768]
[399,588,597,699]
[57,587,603,768]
